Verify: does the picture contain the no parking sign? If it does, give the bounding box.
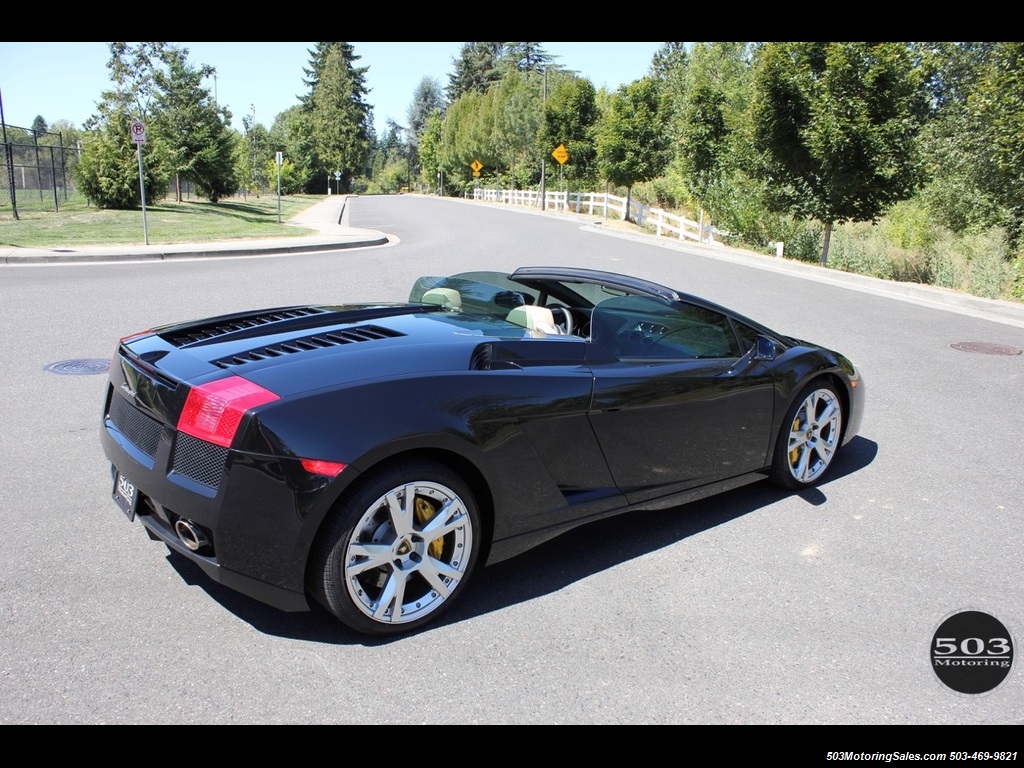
[131,120,146,144]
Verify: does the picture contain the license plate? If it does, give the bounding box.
[113,470,138,521]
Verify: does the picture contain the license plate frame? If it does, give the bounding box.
[113,470,139,521]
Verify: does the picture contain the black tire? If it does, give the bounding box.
[309,459,481,636]
[769,381,844,490]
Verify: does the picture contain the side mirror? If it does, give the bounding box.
[754,335,777,362]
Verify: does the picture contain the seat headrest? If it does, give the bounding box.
[507,304,560,335]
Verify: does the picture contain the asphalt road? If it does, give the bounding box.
[1,195,1021,726]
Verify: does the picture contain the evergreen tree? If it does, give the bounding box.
[407,76,446,139]
[447,43,505,102]
[76,42,168,209]
[303,42,372,193]
[30,116,48,138]
[504,43,555,74]
[152,46,238,202]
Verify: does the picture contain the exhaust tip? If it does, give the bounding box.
[174,519,210,552]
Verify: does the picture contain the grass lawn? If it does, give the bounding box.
[0,193,326,248]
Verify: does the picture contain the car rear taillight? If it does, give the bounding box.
[178,376,280,448]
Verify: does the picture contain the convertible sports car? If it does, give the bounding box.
[101,267,864,636]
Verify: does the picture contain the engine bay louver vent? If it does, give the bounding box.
[469,343,520,371]
[470,344,493,370]
[212,325,406,369]
[163,307,331,347]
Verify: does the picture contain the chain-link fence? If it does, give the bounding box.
[1,123,80,219]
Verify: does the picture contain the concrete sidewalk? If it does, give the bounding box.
[0,195,389,265]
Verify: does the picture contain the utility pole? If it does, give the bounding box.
[539,68,547,212]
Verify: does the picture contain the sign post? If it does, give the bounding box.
[131,120,149,245]
[552,144,570,204]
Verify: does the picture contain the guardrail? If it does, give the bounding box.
[472,187,721,244]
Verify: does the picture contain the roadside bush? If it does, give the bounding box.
[929,228,1013,299]
[830,222,931,283]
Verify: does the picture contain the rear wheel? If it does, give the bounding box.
[310,459,480,636]
[770,381,843,489]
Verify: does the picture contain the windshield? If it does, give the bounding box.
[409,274,530,319]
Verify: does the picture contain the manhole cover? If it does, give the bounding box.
[950,342,1023,356]
[44,359,111,375]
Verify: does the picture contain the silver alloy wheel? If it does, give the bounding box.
[344,479,474,626]
[785,387,842,484]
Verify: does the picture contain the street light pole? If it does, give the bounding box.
[539,67,547,212]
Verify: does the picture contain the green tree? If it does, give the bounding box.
[152,46,237,202]
[595,77,671,220]
[76,42,168,209]
[439,90,497,194]
[540,73,600,190]
[304,42,372,193]
[447,42,505,102]
[407,76,445,138]
[490,70,542,187]
[748,42,927,265]
[677,84,728,232]
[269,105,317,193]
[30,116,48,138]
[504,43,555,74]
[910,43,1001,235]
[239,114,272,196]
[967,42,1024,243]
[418,111,443,190]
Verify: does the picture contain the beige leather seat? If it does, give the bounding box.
[421,287,462,311]
[506,304,561,335]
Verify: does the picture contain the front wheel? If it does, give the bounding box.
[309,459,481,636]
[770,382,844,489]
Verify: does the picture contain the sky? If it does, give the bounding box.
[0,42,665,137]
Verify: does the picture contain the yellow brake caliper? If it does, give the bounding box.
[414,496,444,559]
[789,414,803,467]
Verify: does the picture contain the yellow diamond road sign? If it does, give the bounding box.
[471,160,483,173]
[552,144,569,165]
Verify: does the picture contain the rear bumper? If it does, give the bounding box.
[100,386,334,614]
[129,489,310,613]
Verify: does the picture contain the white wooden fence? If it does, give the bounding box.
[471,187,721,245]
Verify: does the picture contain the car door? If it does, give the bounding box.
[585,295,776,504]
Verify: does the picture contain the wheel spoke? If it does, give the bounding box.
[420,498,466,538]
[788,428,809,452]
[383,484,416,537]
[370,567,409,621]
[417,558,457,599]
[794,444,813,481]
[347,542,392,575]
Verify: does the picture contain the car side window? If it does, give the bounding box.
[592,295,743,360]
[731,320,761,355]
